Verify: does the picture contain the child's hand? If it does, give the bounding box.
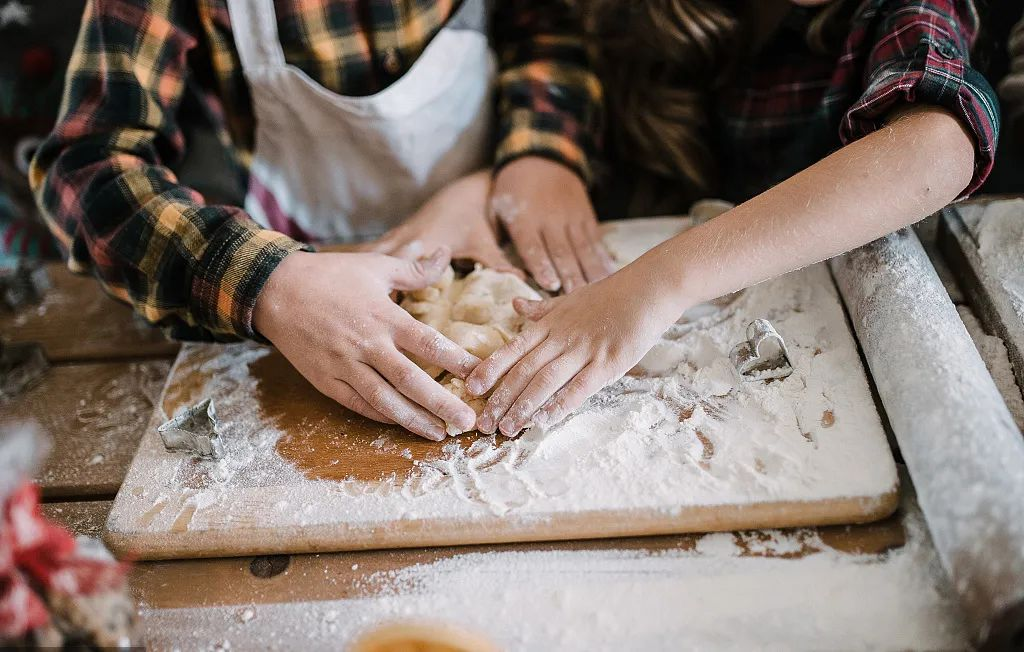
[466,258,686,436]
[491,157,615,294]
[365,171,520,275]
[254,247,480,441]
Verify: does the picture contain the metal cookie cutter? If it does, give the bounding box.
[1,261,51,311]
[158,398,223,459]
[0,340,49,401]
[730,319,794,381]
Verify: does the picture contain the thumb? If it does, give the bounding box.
[389,246,451,291]
[513,296,557,321]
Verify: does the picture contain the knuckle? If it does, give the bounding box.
[419,330,448,358]
[366,385,392,411]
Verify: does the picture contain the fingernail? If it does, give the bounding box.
[467,380,484,396]
[498,417,519,437]
[477,414,494,433]
[426,424,446,441]
[457,411,476,432]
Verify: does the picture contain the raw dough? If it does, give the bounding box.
[400,265,543,434]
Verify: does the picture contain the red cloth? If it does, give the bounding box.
[0,480,128,638]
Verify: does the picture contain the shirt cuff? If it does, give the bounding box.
[840,39,1000,198]
[188,212,310,342]
[495,108,596,186]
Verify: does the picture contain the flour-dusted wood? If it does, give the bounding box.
[832,227,1024,649]
[106,218,898,560]
[0,262,179,362]
[0,361,170,499]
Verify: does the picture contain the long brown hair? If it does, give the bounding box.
[584,0,854,198]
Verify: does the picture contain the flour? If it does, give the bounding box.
[108,218,896,550]
[136,494,967,651]
[957,305,1024,431]
[970,199,1024,325]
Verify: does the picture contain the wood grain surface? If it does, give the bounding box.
[0,262,179,362]
[938,201,1024,394]
[1,360,170,499]
[41,501,113,539]
[130,510,907,609]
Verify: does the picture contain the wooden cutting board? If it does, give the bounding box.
[106,218,899,560]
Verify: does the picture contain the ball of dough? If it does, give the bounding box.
[443,321,507,360]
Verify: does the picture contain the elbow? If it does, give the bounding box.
[897,106,978,203]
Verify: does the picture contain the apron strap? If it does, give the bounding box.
[225,0,287,71]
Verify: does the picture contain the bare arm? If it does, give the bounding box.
[468,105,977,436]
[645,104,975,314]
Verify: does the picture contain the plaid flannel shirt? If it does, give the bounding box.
[30,0,601,341]
[716,0,999,204]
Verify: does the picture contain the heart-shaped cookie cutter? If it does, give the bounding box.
[729,319,794,381]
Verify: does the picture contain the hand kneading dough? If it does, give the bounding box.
[400,265,542,434]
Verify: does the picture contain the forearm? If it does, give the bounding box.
[646,106,976,311]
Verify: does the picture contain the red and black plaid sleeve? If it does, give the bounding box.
[838,0,1000,196]
[493,0,603,185]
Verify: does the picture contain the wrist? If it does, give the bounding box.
[253,250,310,339]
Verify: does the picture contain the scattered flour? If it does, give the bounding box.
[970,199,1024,325]
[956,305,1024,431]
[136,496,967,651]
[108,218,896,552]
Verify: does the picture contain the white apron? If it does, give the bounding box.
[226,0,496,242]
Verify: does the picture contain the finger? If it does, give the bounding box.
[569,222,613,283]
[372,348,477,433]
[321,378,395,423]
[532,363,609,429]
[476,339,562,435]
[464,242,525,279]
[349,363,448,441]
[393,311,480,379]
[387,247,451,291]
[503,221,560,292]
[513,296,557,321]
[465,325,547,397]
[498,354,585,436]
[543,227,585,294]
[585,219,618,274]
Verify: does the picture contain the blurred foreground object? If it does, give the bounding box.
[0,423,136,648]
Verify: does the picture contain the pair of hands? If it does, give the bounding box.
[255,157,627,440]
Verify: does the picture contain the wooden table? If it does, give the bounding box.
[5,253,972,650]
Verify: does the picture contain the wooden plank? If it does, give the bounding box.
[0,262,179,362]
[129,512,907,609]
[40,501,113,539]
[0,360,170,499]
[107,218,899,560]
[130,480,968,650]
[938,202,1024,394]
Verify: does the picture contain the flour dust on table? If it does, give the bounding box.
[106,217,898,558]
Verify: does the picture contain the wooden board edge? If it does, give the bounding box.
[104,486,900,561]
[937,206,1024,394]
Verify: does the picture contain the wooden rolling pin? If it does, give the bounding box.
[830,228,1024,650]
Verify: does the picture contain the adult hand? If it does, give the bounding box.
[254,248,479,441]
[491,156,614,293]
[365,171,520,275]
[466,258,685,436]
